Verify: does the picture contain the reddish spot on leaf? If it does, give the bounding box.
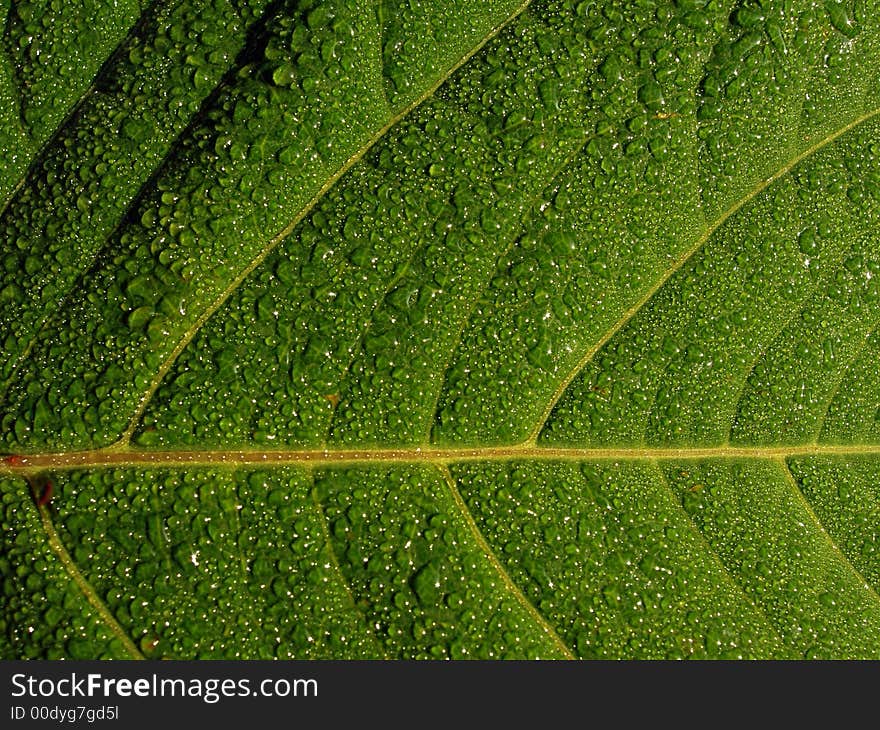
[37,481,53,507]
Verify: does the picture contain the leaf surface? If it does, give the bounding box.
[2,0,880,659]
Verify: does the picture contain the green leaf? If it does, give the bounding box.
[2,0,880,659]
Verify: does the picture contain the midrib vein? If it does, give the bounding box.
[528,104,880,443]
[4,443,879,472]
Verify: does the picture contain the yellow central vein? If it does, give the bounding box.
[528,105,880,443]
[2,443,879,473]
[33,499,144,659]
[436,465,575,659]
[118,0,535,446]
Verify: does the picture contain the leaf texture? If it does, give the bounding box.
[1,0,880,659]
